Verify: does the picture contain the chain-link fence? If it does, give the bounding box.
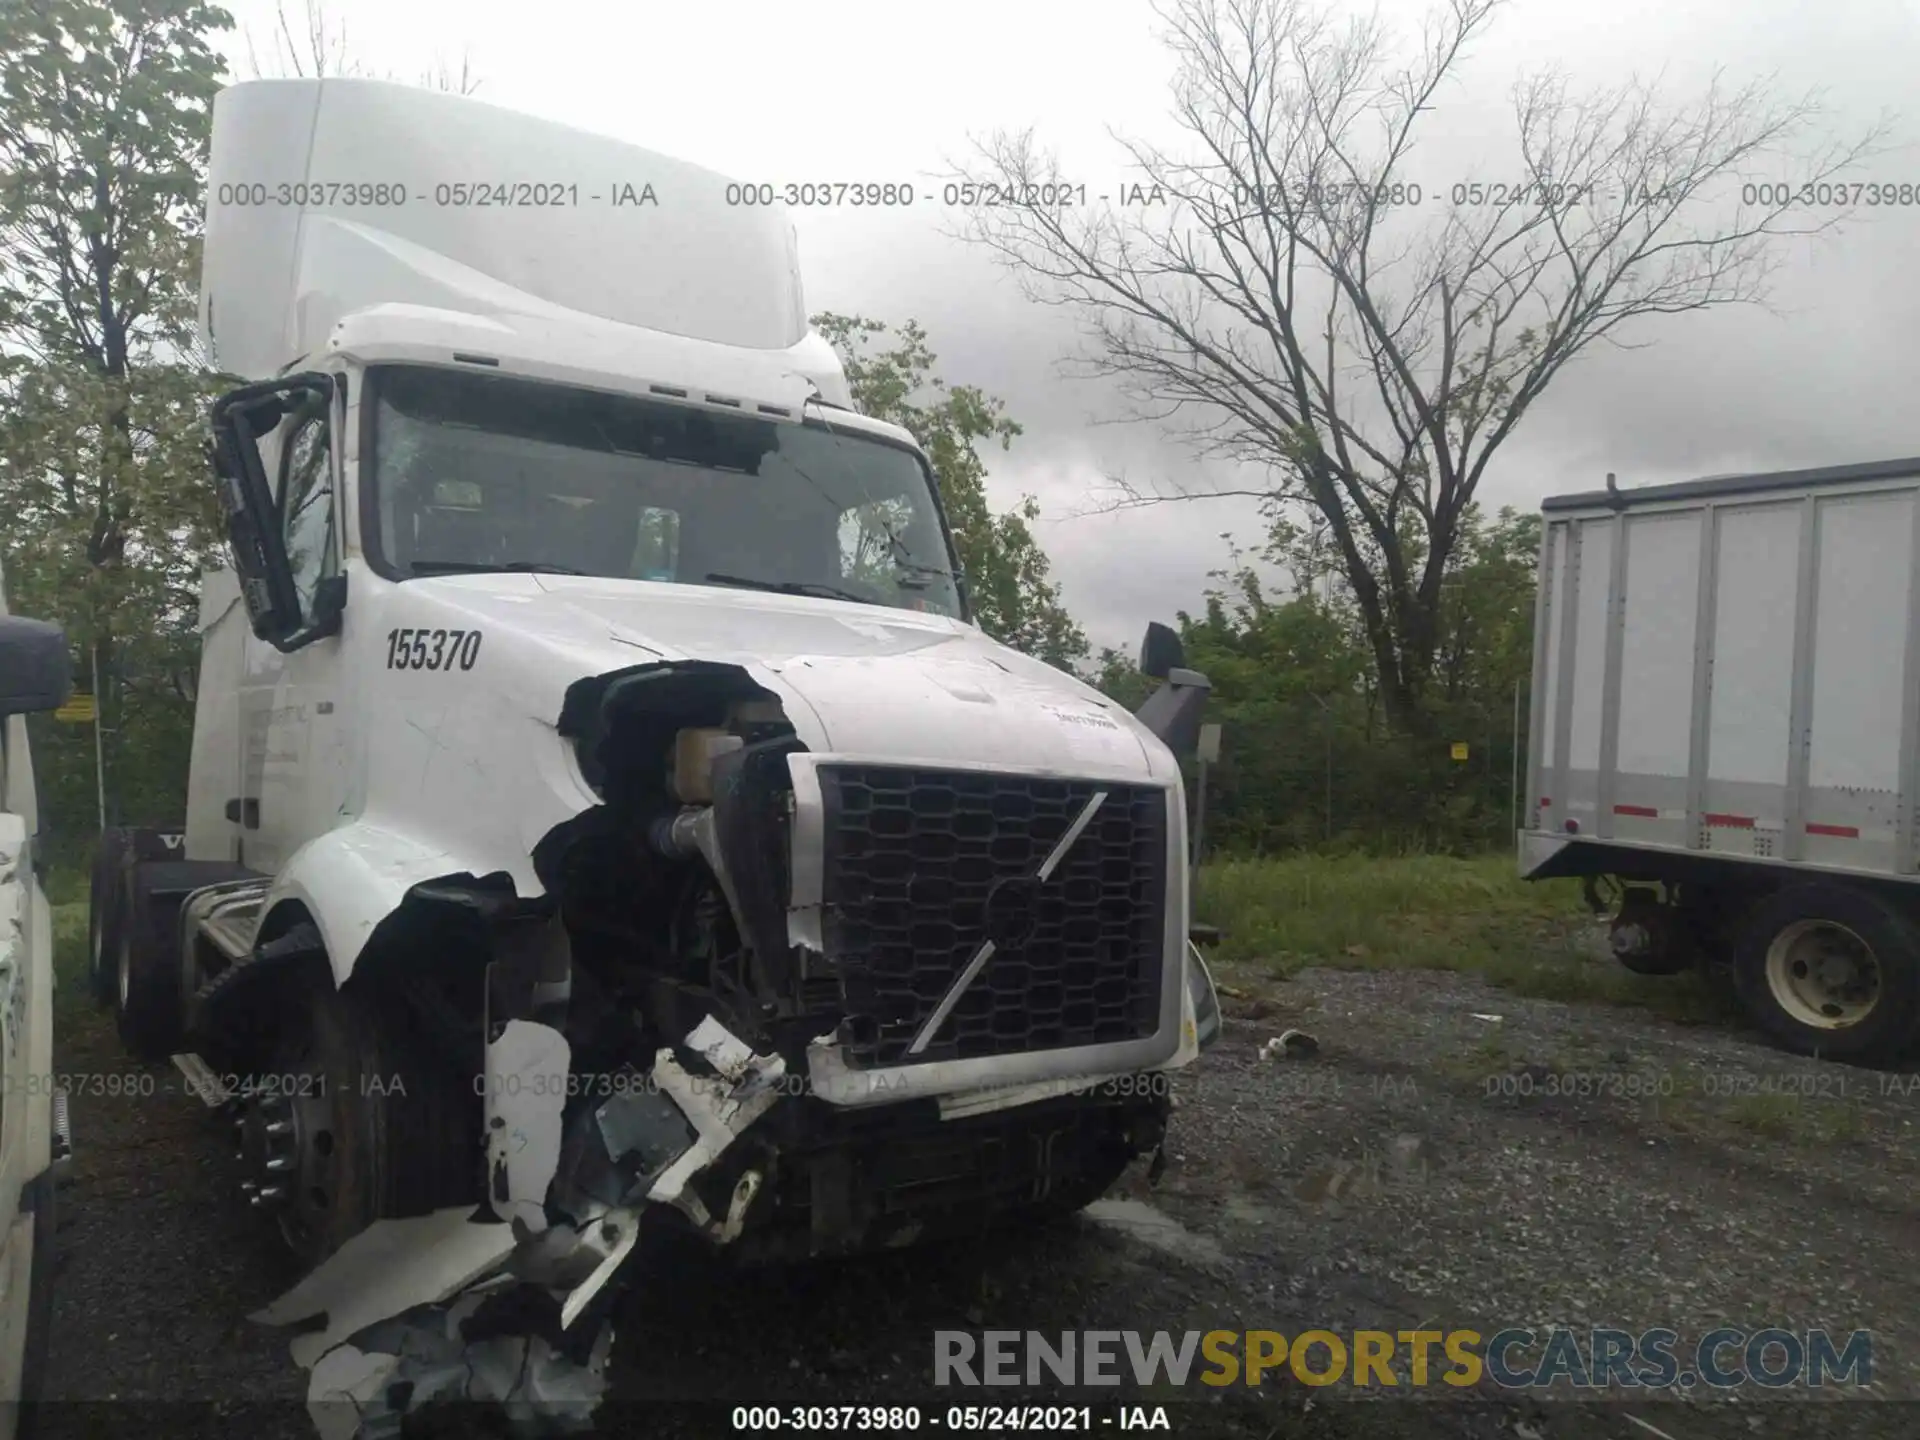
[1190,684,1528,858]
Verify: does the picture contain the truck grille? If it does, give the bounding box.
[816,765,1169,1067]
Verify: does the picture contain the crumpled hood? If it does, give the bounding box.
[407,574,1161,780]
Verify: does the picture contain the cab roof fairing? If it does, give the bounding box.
[201,78,815,382]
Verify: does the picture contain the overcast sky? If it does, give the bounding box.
[216,0,1920,654]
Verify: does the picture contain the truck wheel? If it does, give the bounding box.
[242,964,480,1269]
[88,830,135,1007]
[1732,883,1920,1064]
[114,864,186,1060]
[1680,884,1744,1004]
[1607,885,1691,976]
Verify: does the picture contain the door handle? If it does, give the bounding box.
[224,798,260,829]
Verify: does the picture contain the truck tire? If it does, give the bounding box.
[1606,885,1692,977]
[1731,882,1920,1064]
[1680,885,1746,1006]
[87,829,136,1006]
[244,961,481,1269]
[114,863,188,1060]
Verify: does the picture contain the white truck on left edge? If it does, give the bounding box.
[0,556,75,1437]
[85,78,1223,1429]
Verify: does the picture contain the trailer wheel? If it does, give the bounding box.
[1732,882,1920,1064]
[87,830,135,1007]
[242,963,480,1269]
[114,864,186,1060]
[1680,885,1746,1006]
[1607,885,1692,977]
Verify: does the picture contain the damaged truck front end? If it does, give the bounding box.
[515,649,1207,1263]
[221,636,1216,1430]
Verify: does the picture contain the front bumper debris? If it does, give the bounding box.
[263,994,1186,1438]
[259,1013,789,1439]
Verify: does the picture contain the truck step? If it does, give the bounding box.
[51,1086,72,1181]
[170,1052,234,1108]
[182,877,270,962]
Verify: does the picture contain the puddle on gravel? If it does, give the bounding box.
[1221,1194,1277,1228]
[1295,1133,1443,1205]
[1082,1198,1229,1270]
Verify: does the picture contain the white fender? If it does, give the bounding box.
[260,821,537,985]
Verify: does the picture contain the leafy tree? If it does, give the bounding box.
[1097,504,1539,854]
[242,0,482,93]
[814,313,1088,670]
[0,0,234,854]
[955,0,1881,736]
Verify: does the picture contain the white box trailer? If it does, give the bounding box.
[1519,456,1920,1064]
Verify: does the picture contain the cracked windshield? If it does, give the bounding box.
[369,365,964,617]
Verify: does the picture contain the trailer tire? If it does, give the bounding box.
[113,864,188,1060]
[87,831,136,1007]
[1681,885,1746,1007]
[247,962,481,1270]
[1732,882,1920,1064]
[1603,885,1693,977]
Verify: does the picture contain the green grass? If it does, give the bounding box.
[1196,852,1732,1022]
[40,866,89,908]
[39,853,1730,1029]
[49,899,89,1021]
[1663,1090,1869,1147]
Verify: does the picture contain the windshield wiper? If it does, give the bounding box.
[410,559,588,576]
[891,560,954,591]
[703,572,879,606]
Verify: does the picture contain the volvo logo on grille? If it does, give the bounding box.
[985,875,1042,948]
[906,789,1111,1056]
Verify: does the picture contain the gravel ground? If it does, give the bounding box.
[33,947,1920,1440]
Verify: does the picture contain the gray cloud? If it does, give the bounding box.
[217,0,1920,649]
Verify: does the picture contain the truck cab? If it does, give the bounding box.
[93,77,1221,1419]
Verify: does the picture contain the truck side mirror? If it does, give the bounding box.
[0,616,73,717]
[1133,620,1210,756]
[1140,620,1186,680]
[210,375,332,645]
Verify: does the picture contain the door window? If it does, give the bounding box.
[278,401,338,620]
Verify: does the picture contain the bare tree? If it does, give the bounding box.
[243,0,482,94]
[953,0,1886,734]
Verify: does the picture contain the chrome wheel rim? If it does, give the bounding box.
[237,1021,337,1257]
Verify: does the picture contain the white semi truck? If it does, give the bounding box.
[86,79,1221,1417]
[1519,458,1920,1065]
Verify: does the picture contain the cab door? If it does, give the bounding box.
[212,374,347,874]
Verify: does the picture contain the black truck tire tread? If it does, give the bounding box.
[1732,881,1920,1065]
[114,864,190,1060]
[87,830,137,1006]
[290,967,483,1266]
